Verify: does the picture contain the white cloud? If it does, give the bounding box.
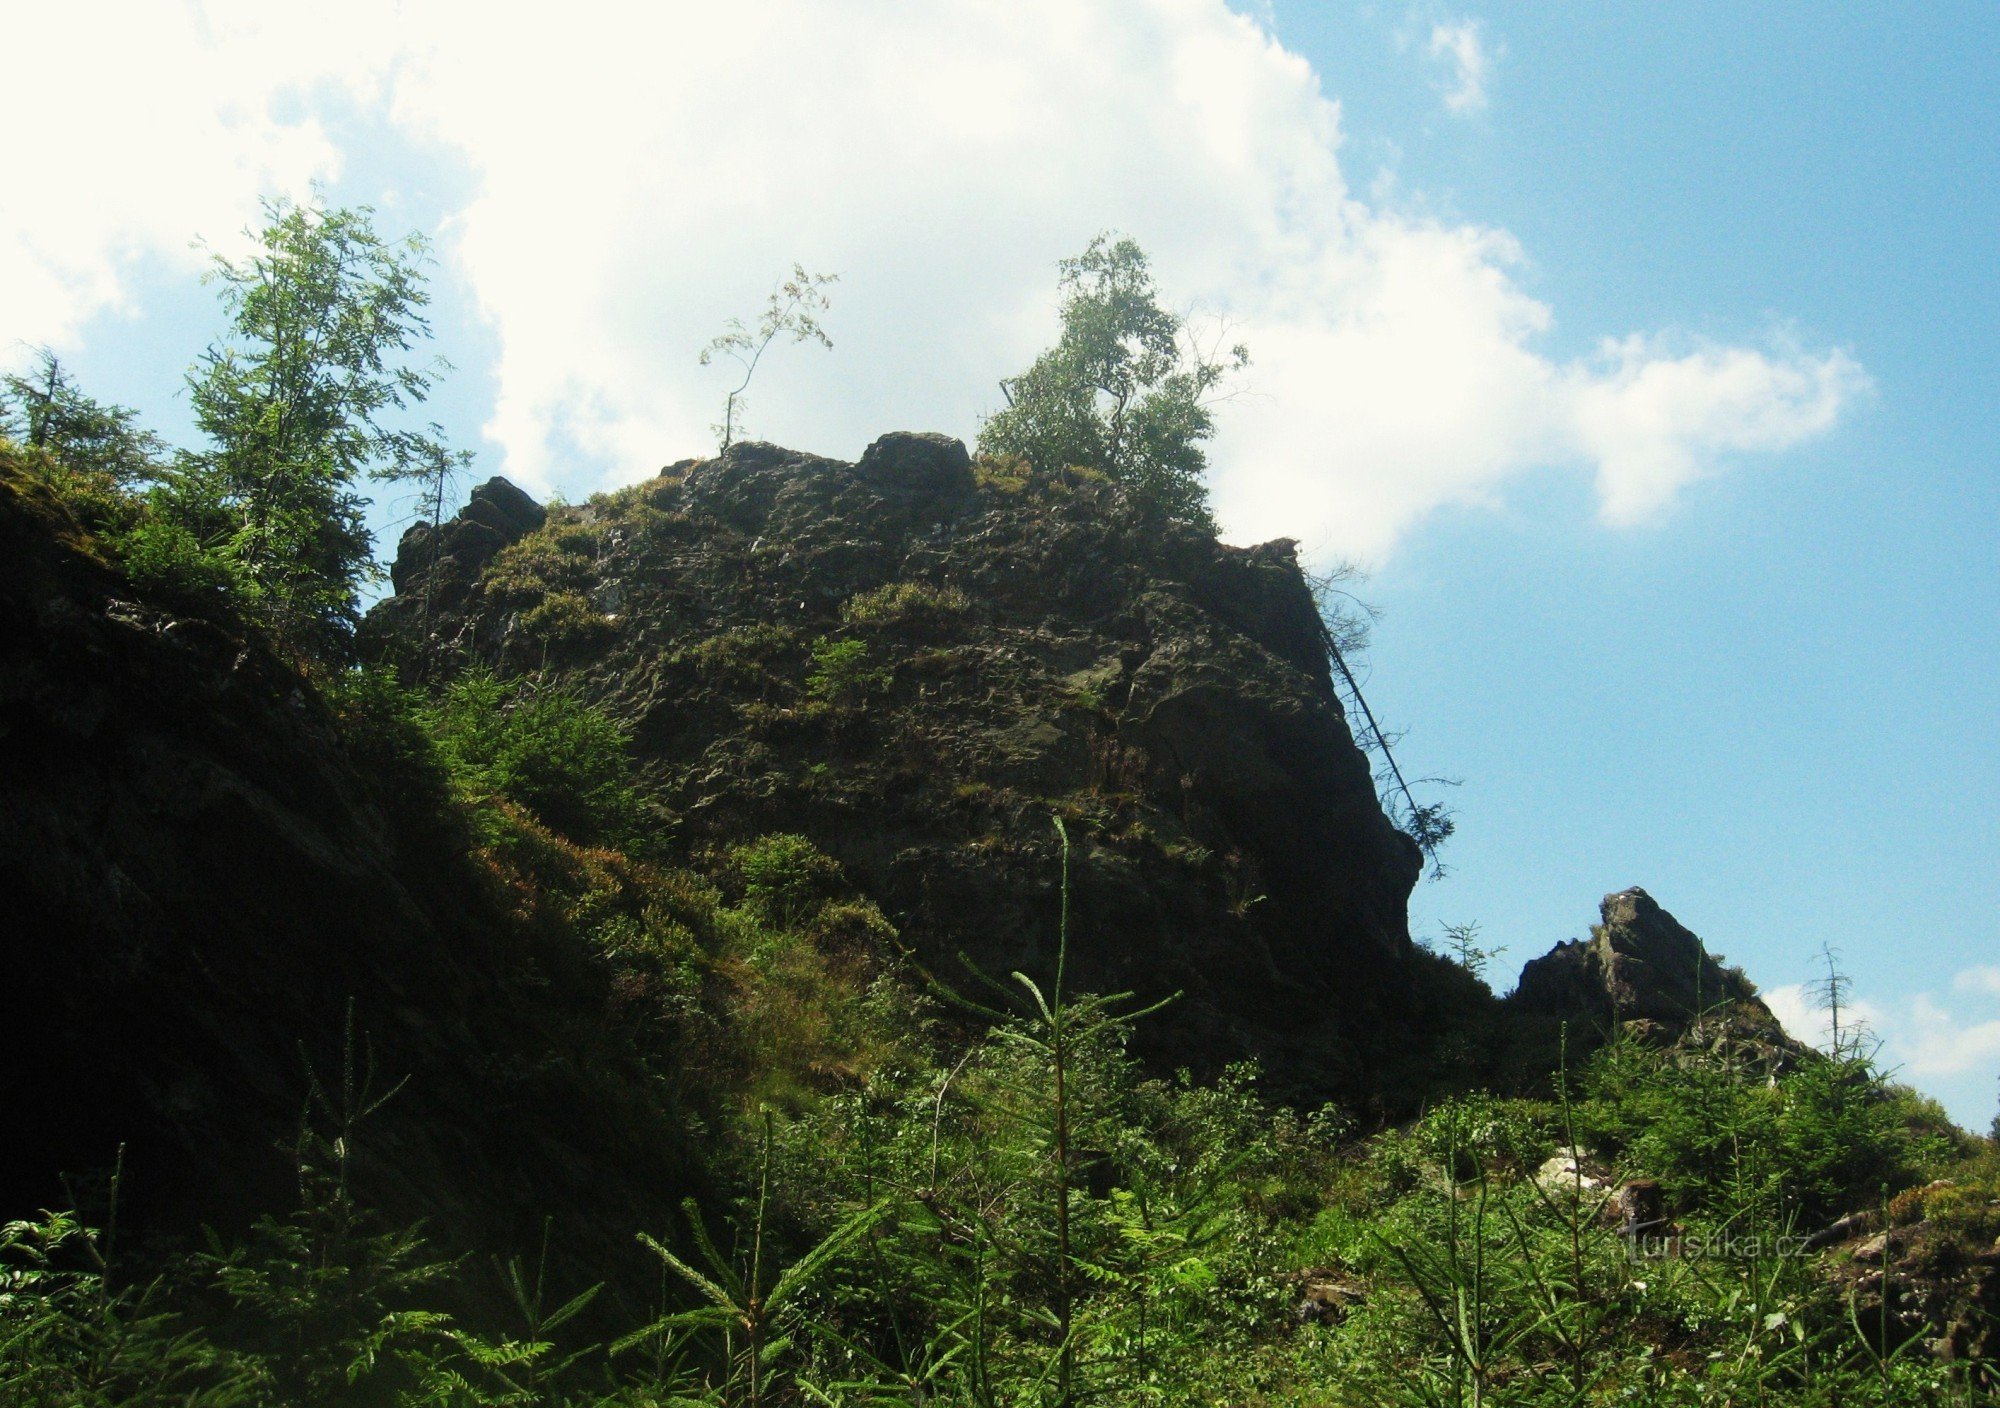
[1953,965,2000,998]
[1770,969,2000,1128]
[1764,982,1888,1053]
[0,1,387,348]
[2,0,1863,562]
[1428,20,1492,115]
[1567,335,1869,526]
[1896,993,2000,1082]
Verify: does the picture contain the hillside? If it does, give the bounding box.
[363,434,1483,1107]
[4,434,1995,1405]
[0,449,704,1312]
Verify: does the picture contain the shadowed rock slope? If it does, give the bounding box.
[0,453,700,1312]
[366,435,1485,1107]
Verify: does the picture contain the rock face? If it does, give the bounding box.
[367,436,1468,1105]
[1509,887,1789,1055]
[0,455,696,1298]
[375,475,549,622]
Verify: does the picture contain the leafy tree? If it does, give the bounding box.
[979,234,1247,530]
[181,195,460,658]
[0,348,164,484]
[699,264,838,452]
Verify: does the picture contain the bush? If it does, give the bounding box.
[804,637,887,706]
[728,833,845,928]
[421,669,648,847]
[1579,1036,1924,1229]
[483,519,614,649]
[675,622,799,694]
[110,512,245,607]
[840,580,970,628]
[517,589,616,650]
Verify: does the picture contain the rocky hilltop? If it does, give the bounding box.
[366,435,1481,1104]
[9,404,1992,1398]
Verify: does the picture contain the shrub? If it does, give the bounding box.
[319,665,457,823]
[517,589,616,650]
[728,833,844,928]
[421,669,648,847]
[804,637,887,706]
[676,622,800,694]
[1580,1036,1925,1228]
[840,580,970,628]
[484,519,611,649]
[110,512,245,607]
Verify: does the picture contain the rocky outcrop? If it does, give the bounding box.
[1509,887,1791,1059]
[367,435,1468,1106]
[1819,1186,2000,1370]
[362,475,548,654]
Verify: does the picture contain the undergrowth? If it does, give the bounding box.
[8,794,1995,1404]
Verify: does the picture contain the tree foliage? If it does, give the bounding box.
[418,669,645,848]
[979,234,1247,530]
[700,265,838,452]
[179,194,463,658]
[0,349,164,484]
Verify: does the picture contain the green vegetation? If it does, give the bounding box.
[840,581,971,628]
[483,519,616,650]
[4,643,1992,1407]
[178,195,468,658]
[0,197,470,662]
[9,873,1994,1404]
[978,234,1247,530]
[5,210,1991,1408]
[805,637,889,707]
[0,349,164,485]
[700,264,839,451]
[419,668,651,848]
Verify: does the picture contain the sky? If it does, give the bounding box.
[4,1,1995,1127]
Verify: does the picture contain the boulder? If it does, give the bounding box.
[853,431,977,519]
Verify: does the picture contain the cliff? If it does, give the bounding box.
[0,451,699,1308]
[366,435,1480,1105]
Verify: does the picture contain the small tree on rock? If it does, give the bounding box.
[1,348,164,483]
[700,264,838,453]
[979,233,1247,530]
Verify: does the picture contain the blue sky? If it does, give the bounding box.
[5,2,1995,1126]
[1278,3,2000,1127]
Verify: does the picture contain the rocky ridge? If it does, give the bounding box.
[367,434,1477,1105]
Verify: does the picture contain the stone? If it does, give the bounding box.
[464,475,547,538]
[1292,1271,1367,1325]
[853,431,976,516]
[1613,1179,1668,1236]
[1535,1153,1608,1197]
